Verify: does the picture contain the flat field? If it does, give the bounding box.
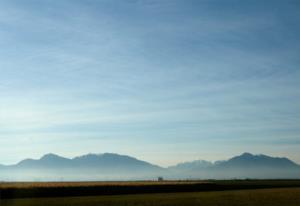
[1,180,300,206]
[1,188,300,206]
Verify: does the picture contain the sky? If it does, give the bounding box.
[0,0,299,167]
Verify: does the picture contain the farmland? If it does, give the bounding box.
[1,180,300,205]
[1,180,300,199]
[1,187,300,206]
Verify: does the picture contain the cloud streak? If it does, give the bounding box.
[0,0,299,166]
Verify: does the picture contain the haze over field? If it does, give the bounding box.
[0,0,300,169]
[0,152,299,181]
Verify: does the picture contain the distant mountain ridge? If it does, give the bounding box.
[0,152,299,181]
[168,160,213,171]
[14,153,162,170]
[216,152,299,168]
[0,153,165,181]
[169,153,300,179]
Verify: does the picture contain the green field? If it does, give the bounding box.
[1,188,300,206]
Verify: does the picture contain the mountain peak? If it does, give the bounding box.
[220,152,300,170]
[240,152,254,158]
[40,153,65,160]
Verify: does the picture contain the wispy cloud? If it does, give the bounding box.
[0,0,299,166]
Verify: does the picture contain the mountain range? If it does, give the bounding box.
[168,153,300,179]
[0,152,299,181]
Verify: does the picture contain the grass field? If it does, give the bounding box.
[1,180,300,206]
[1,188,300,206]
[0,180,209,189]
[1,179,300,189]
[1,180,300,199]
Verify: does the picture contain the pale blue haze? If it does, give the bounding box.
[0,0,299,166]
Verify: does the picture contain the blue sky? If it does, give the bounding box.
[0,0,299,166]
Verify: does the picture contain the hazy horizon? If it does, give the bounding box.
[0,0,299,167]
[1,151,300,168]
[1,152,299,181]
